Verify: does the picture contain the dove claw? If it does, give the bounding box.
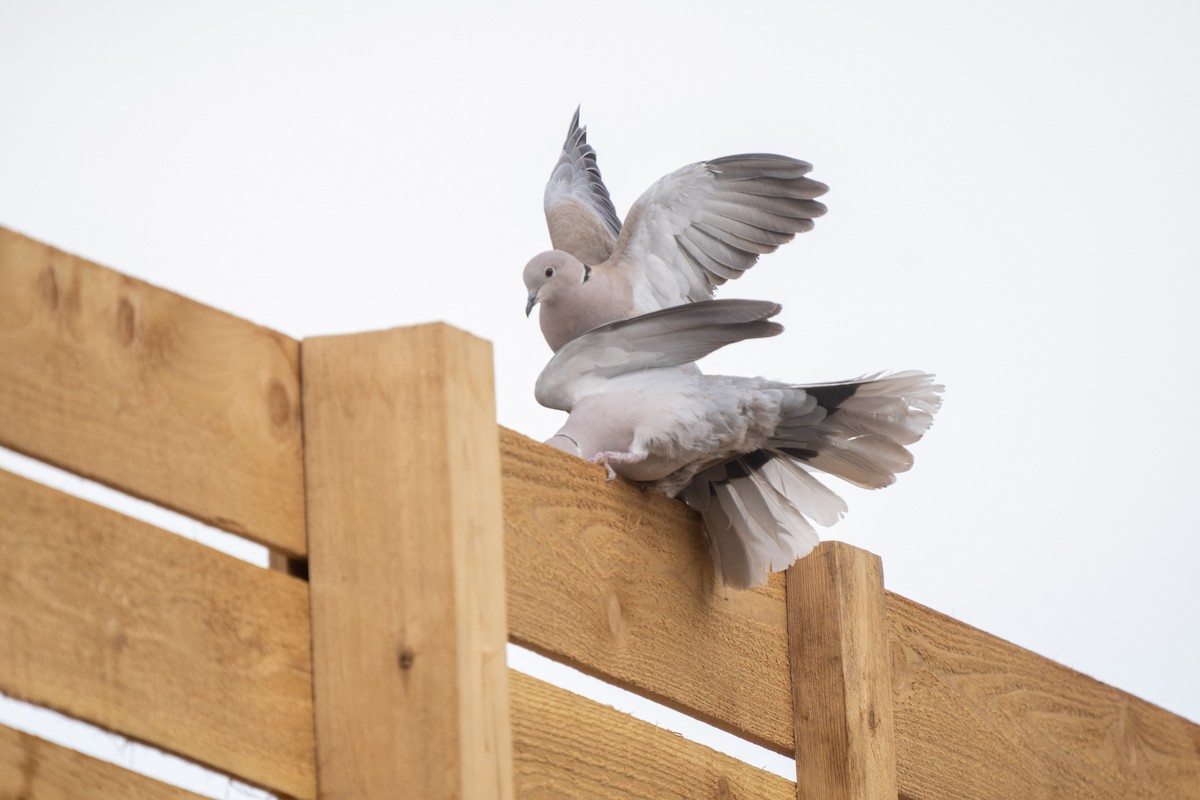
[591,450,642,481]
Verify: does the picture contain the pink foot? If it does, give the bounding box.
[590,450,644,481]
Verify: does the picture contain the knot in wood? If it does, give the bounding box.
[398,646,416,671]
[267,380,291,426]
[605,592,625,640]
[116,297,136,345]
[39,266,58,309]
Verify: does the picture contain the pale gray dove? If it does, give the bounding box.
[524,108,829,351]
[537,299,942,589]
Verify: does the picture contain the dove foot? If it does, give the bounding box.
[590,450,645,481]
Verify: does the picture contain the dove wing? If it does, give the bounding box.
[534,299,782,411]
[544,107,623,265]
[603,154,828,310]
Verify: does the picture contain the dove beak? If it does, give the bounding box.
[525,291,539,317]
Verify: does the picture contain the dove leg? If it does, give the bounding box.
[590,450,647,481]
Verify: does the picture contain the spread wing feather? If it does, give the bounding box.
[544,107,623,265]
[603,154,828,309]
[535,299,782,411]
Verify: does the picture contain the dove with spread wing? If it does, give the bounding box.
[524,109,829,351]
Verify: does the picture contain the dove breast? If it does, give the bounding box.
[552,371,793,484]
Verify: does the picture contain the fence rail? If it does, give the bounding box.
[0,227,306,555]
[0,469,315,798]
[0,725,208,800]
[2,224,1198,799]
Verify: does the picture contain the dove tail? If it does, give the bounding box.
[675,371,941,588]
[680,453,842,589]
[779,371,943,490]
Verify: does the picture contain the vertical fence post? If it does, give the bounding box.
[786,541,898,800]
[301,323,514,799]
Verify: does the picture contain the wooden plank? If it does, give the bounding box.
[0,724,209,800]
[509,670,794,800]
[786,542,897,800]
[502,429,1200,798]
[501,426,796,754]
[303,324,513,799]
[0,469,316,799]
[888,593,1200,800]
[0,226,306,555]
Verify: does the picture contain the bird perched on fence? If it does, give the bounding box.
[523,108,829,351]
[536,299,942,589]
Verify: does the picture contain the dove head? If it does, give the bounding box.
[523,250,590,317]
[524,249,632,350]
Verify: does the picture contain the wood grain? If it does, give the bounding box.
[501,426,795,753]
[888,593,1200,800]
[501,429,1200,797]
[787,542,897,800]
[510,670,794,800]
[0,469,316,799]
[0,725,208,800]
[303,324,513,799]
[4,221,1194,799]
[0,226,306,555]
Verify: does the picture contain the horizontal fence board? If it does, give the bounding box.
[888,593,1200,800]
[501,427,795,753]
[0,469,316,798]
[510,670,794,800]
[0,724,208,800]
[0,226,306,555]
[502,429,1200,798]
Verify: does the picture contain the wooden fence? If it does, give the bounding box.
[1,224,1198,799]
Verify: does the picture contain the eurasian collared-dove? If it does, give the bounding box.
[524,109,829,351]
[537,299,942,589]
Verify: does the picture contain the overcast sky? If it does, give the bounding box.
[2,0,1198,790]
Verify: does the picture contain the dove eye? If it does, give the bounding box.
[544,267,554,278]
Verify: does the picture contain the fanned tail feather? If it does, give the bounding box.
[757,457,847,527]
[679,371,942,588]
[790,371,943,489]
[682,455,830,588]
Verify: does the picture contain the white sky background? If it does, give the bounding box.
[2,0,1198,774]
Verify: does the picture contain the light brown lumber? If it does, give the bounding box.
[0,226,306,555]
[786,542,897,800]
[509,670,795,799]
[303,324,513,799]
[501,426,795,753]
[501,430,1200,798]
[0,724,209,800]
[888,593,1200,800]
[0,469,316,799]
